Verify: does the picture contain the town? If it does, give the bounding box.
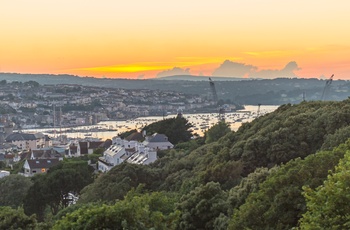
[0,80,217,130]
[0,79,224,179]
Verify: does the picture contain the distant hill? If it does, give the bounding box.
[0,72,349,105]
[157,75,247,81]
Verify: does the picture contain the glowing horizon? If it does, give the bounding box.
[1,0,350,80]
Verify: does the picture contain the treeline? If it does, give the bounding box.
[2,99,350,229]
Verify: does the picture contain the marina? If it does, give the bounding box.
[23,105,279,141]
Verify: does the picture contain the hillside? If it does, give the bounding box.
[2,99,350,229]
[73,99,350,229]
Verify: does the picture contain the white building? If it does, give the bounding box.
[143,133,174,150]
[98,133,171,172]
[98,145,126,172]
[0,170,10,178]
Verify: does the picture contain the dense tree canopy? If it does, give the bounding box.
[177,182,228,230]
[79,163,161,203]
[300,148,350,229]
[228,140,350,229]
[4,99,350,229]
[0,207,38,230]
[205,121,231,144]
[0,175,33,208]
[53,187,180,230]
[142,116,193,144]
[24,160,94,220]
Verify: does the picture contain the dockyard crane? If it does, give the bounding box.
[209,78,218,103]
[208,78,225,121]
[257,103,262,117]
[321,74,334,101]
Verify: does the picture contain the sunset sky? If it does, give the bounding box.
[1,0,349,79]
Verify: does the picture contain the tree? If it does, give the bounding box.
[23,174,48,221]
[0,161,5,169]
[24,160,94,220]
[142,117,193,144]
[177,182,229,230]
[0,175,33,208]
[53,189,180,230]
[229,100,350,175]
[228,140,350,230]
[0,206,38,230]
[205,121,231,144]
[79,163,160,204]
[118,129,138,139]
[300,147,350,229]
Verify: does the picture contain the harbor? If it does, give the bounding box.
[23,105,279,141]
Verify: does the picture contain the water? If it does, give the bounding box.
[23,105,279,141]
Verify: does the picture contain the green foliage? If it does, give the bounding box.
[92,147,105,155]
[0,206,38,230]
[205,121,231,144]
[18,99,348,229]
[228,167,274,212]
[53,189,180,230]
[87,153,102,164]
[177,182,229,230]
[0,175,33,208]
[11,159,25,174]
[321,125,350,151]
[300,148,350,229]
[118,129,138,139]
[23,160,94,220]
[228,140,350,230]
[0,161,5,169]
[53,202,102,222]
[142,117,193,144]
[79,163,161,203]
[230,100,350,175]
[175,137,205,153]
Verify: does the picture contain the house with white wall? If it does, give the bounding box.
[143,133,174,150]
[98,133,173,172]
[0,170,10,178]
[98,144,127,172]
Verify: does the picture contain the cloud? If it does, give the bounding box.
[319,74,326,80]
[212,60,301,79]
[250,61,301,79]
[137,74,145,79]
[156,67,191,78]
[211,60,258,77]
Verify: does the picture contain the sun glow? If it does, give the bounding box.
[1,0,350,79]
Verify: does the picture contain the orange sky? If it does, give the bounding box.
[1,0,350,79]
